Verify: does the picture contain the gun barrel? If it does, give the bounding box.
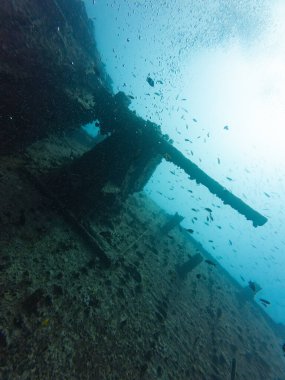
[159,139,267,227]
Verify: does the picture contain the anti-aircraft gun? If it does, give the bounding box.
[48,89,267,229]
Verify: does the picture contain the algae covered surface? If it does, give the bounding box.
[0,131,284,379]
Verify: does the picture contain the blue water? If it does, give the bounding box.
[81,122,100,138]
[84,0,285,325]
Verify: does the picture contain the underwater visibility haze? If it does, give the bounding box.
[2,0,285,378]
[84,0,285,325]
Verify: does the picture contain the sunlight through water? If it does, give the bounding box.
[84,0,285,324]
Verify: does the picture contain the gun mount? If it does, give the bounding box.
[47,90,267,227]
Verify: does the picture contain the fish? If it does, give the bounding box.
[146,76,155,87]
[264,192,270,198]
[224,125,229,130]
[186,228,194,233]
[193,118,197,122]
[205,259,216,266]
[205,207,212,212]
[248,281,256,292]
[217,158,221,164]
[259,298,270,305]
[226,177,233,181]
